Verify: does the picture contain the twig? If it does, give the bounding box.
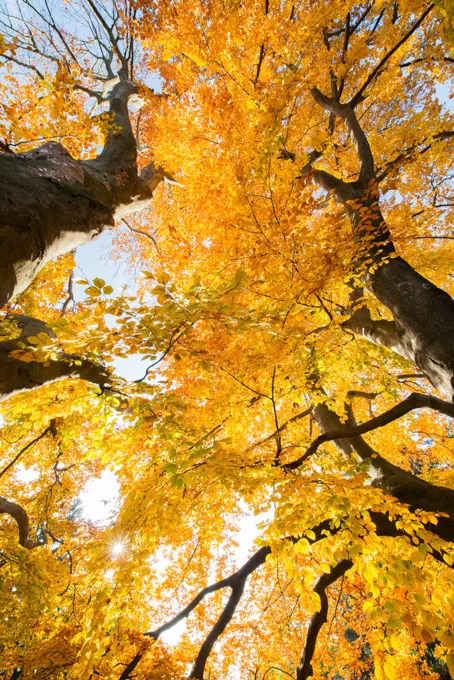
[0,424,54,479]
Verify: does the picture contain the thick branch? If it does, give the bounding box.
[285,393,454,469]
[119,511,450,679]
[189,577,246,679]
[309,168,354,204]
[116,548,273,680]
[310,88,374,187]
[0,496,49,549]
[309,88,454,401]
[146,546,270,642]
[0,315,108,402]
[293,394,454,542]
[87,80,138,175]
[342,307,411,361]
[297,560,353,680]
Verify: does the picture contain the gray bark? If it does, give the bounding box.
[342,306,411,361]
[369,251,454,401]
[309,89,454,400]
[346,196,454,401]
[0,81,162,308]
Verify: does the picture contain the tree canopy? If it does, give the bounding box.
[0,1,454,679]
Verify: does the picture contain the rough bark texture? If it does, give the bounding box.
[0,81,161,308]
[309,88,454,401]
[343,307,410,361]
[347,195,454,402]
[368,251,454,401]
[341,191,454,402]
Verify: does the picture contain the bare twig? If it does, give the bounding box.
[350,4,435,107]
[0,423,54,479]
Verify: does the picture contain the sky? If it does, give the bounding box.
[74,230,150,381]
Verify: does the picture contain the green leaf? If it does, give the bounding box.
[234,268,247,285]
[170,475,184,488]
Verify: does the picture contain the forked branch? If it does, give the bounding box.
[119,547,271,679]
[285,392,454,470]
[310,88,374,187]
[0,0,136,101]
[118,509,451,679]
[297,560,353,680]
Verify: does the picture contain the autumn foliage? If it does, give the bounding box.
[0,1,454,679]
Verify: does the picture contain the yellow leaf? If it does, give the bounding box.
[384,659,397,680]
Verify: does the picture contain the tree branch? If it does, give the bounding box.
[189,576,246,678]
[247,408,311,454]
[118,509,452,679]
[0,423,54,479]
[118,547,272,679]
[0,496,49,549]
[85,0,129,78]
[349,4,435,107]
[285,392,454,470]
[296,560,353,680]
[376,130,454,182]
[253,43,266,86]
[60,270,75,316]
[122,218,158,247]
[310,88,374,187]
[342,308,411,360]
[88,80,138,174]
[0,314,108,402]
[149,546,270,643]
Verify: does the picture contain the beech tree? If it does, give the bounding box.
[1,1,454,680]
[0,0,169,308]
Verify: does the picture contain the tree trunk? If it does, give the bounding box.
[349,196,454,401]
[369,252,454,402]
[0,81,160,309]
[309,89,454,401]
